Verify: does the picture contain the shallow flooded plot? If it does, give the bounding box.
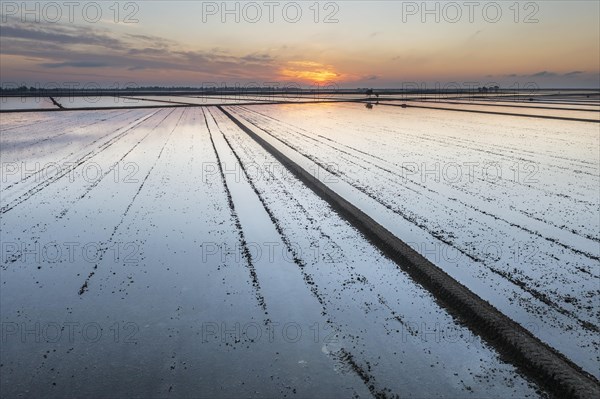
[0,96,177,110]
[126,95,275,106]
[381,100,600,121]
[55,96,171,109]
[0,96,59,110]
[1,106,547,397]
[431,99,600,111]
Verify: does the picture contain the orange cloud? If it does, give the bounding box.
[279,61,344,84]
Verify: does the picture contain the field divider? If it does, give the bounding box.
[0,99,366,113]
[217,105,600,399]
[373,101,600,123]
[401,99,599,112]
[117,95,203,106]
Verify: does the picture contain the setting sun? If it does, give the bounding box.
[279,61,343,84]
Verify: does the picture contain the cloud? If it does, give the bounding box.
[41,61,111,68]
[240,53,274,63]
[125,33,173,47]
[391,53,429,64]
[468,29,483,40]
[0,18,280,82]
[529,71,557,77]
[499,71,588,79]
[0,24,124,49]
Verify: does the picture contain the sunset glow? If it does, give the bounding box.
[1,1,598,88]
[279,61,343,84]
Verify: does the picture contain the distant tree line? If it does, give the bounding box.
[477,86,500,93]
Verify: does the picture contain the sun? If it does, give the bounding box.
[280,61,342,84]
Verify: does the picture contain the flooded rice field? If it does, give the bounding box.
[1,98,598,397]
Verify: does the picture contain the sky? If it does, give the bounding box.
[1,1,599,89]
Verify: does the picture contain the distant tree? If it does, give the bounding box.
[365,103,373,109]
[366,89,373,97]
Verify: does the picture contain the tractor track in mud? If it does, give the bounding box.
[208,107,401,397]
[0,111,160,215]
[218,105,600,399]
[1,109,138,193]
[202,109,270,320]
[209,108,329,311]
[78,109,182,295]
